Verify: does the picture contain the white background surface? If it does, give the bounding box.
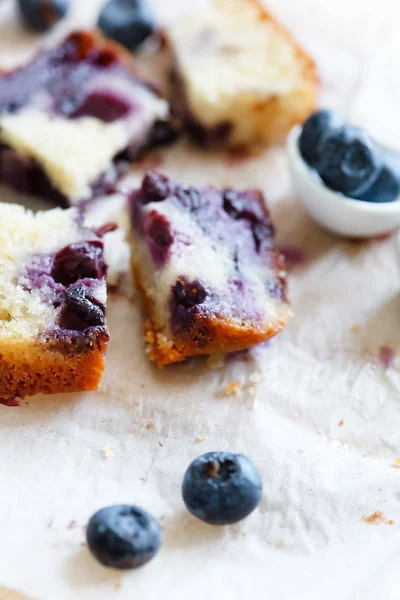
[1,0,400,599]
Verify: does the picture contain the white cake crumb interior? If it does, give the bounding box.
[0,204,80,339]
[167,0,306,128]
[133,200,286,335]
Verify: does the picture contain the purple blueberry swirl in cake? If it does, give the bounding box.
[0,30,178,206]
[129,171,292,365]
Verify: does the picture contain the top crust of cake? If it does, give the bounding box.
[0,204,105,340]
[167,0,317,147]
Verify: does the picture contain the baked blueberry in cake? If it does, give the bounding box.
[166,0,317,149]
[0,31,177,206]
[129,172,292,365]
[0,203,109,398]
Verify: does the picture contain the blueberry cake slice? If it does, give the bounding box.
[0,31,177,206]
[0,203,109,398]
[166,0,317,149]
[129,172,292,365]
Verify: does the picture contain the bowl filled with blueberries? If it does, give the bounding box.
[287,110,400,238]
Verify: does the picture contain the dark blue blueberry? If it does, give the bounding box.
[173,278,207,309]
[354,165,400,203]
[299,110,343,166]
[141,171,171,203]
[86,505,161,569]
[59,285,105,330]
[316,126,381,196]
[17,0,70,32]
[51,242,106,286]
[98,0,155,52]
[182,452,262,525]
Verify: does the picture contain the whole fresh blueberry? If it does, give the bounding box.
[316,126,382,196]
[86,505,161,569]
[299,110,343,166]
[182,452,262,525]
[98,0,155,52]
[354,165,400,203]
[17,0,70,32]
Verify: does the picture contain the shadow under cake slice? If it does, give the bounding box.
[0,30,178,206]
[0,203,109,398]
[128,171,292,365]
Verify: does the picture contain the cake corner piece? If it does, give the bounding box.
[0,29,178,206]
[0,203,109,398]
[166,0,317,149]
[129,171,292,366]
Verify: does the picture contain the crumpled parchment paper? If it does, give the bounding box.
[1,0,400,599]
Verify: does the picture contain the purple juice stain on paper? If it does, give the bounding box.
[378,345,395,369]
[279,245,309,268]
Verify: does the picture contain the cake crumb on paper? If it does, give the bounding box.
[276,541,285,548]
[361,512,393,525]
[101,444,114,458]
[207,353,225,370]
[140,477,148,483]
[217,381,241,397]
[196,434,207,442]
[114,582,121,590]
[247,384,257,396]
[338,419,344,427]
[350,325,361,333]
[146,423,153,430]
[392,458,400,468]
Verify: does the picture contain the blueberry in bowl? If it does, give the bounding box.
[287,123,400,238]
[18,0,70,32]
[316,125,382,197]
[182,452,263,525]
[98,0,155,52]
[86,505,161,569]
[299,109,343,167]
[354,161,400,204]
[297,110,400,204]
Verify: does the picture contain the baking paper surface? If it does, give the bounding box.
[1,0,400,598]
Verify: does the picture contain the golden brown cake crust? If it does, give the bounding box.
[0,328,108,398]
[131,260,292,367]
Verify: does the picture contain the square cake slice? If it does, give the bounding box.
[0,30,177,206]
[129,172,292,365]
[166,0,317,149]
[0,203,109,398]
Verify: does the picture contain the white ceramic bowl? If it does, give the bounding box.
[287,125,400,238]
